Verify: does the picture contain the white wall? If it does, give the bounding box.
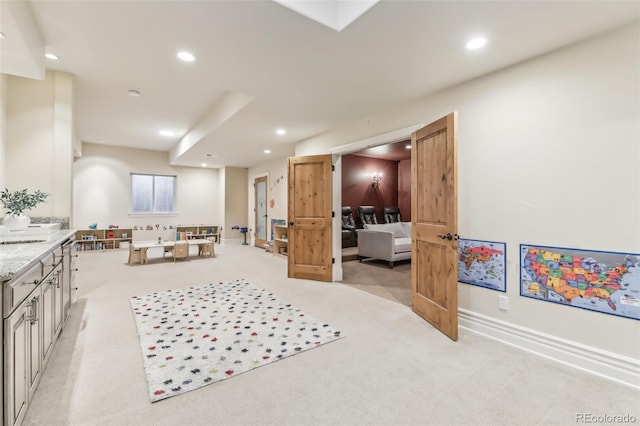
[0,74,6,190]
[222,167,248,241]
[4,71,74,219]
[248,156,289,245]
[218,167,226,239]
[73,143,220,240]
[296,24,640,359]
[53,72,74,222]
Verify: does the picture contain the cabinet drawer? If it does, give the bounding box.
[41,247,62,278]
[3,263,42,318]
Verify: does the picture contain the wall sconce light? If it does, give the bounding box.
[371,172,383,189]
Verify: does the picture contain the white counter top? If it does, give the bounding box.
[0,230,76,282]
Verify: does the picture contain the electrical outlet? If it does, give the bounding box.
[498,295,509,311]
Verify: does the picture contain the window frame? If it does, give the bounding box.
[129,173,178,216]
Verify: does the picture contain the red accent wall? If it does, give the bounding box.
[398,159,411,222]
[342,155,399,224]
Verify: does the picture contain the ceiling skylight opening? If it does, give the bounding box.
[45,53,59,60]
[159,130,175,137]
[177,51,195,62]
[264,149,272,154]
[466,37,488,50]
[276,128,286,135]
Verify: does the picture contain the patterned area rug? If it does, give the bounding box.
[130,279,343,402]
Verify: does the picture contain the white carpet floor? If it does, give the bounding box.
[23,243,639,426]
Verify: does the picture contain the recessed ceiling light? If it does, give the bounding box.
[0,32,6,39]
[159,130,175,137]
[466,37,487,50]
[205,153,219,158]
[405,144,412,149]
[128,89,141,97]
[177,51,195,62]
[276,128,286,135]
[264,149,272,154]
[45,53,58,60]
[201,163,207,167]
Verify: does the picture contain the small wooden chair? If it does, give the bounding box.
[173,242,189,262]
[199,241,215,257]
[128,244,146,265]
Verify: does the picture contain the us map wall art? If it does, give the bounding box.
[520,244,640,320]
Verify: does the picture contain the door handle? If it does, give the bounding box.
[29,296,39,324]
[437,233,459,241]
[289,222,294,226]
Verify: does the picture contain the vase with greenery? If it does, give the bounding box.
[1,188,49,230]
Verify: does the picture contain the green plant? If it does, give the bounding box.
[0,188,49,215]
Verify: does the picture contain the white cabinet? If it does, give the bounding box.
[39,261,63,369]
[4,290,40,426]
[61,241,77,323]
[3,238,68,426]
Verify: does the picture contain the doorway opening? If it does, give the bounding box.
[305,114,459,340]
[331,124,423,306]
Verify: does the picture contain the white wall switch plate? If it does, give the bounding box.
[498,295,509,311]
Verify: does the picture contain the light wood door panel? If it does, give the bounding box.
[288,155,333,282]
[411,112,459,341]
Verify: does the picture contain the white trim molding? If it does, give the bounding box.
[459,309,640,390]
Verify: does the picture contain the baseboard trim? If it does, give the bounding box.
[458,309,640,390]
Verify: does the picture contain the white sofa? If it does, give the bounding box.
[356,222,412,268]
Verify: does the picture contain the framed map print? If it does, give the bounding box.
[520,244,639,320]
[458,239,506,292]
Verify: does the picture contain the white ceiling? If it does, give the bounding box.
[1,0,638,169]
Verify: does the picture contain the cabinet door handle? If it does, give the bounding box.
[30,296,39,324]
